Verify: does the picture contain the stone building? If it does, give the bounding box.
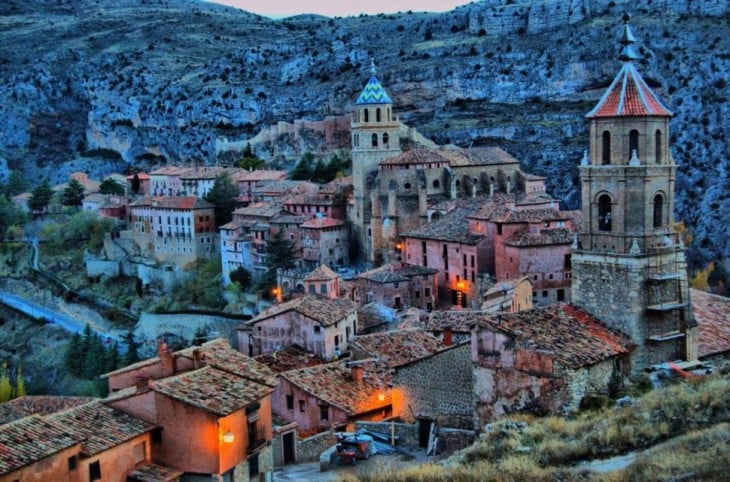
[570,17,696,374]
[470,304,631,426]
[354,261,439,311]
[237,295,358,360]
[299,215,349,269]
[481,276,534,313]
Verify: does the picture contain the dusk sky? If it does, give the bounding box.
[209,0,473,18]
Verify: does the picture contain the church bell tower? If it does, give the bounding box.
[571,15,697,374]
[351,61,402,263]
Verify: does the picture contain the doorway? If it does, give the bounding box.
[418,418,433,448]
[282,431,296,464]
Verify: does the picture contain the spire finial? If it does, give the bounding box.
[618,13,640,62]
[370,58,376,77]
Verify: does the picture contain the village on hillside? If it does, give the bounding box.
[1,17,729,482]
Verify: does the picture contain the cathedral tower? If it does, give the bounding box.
[351,61,402,263]
[571,16,696,374]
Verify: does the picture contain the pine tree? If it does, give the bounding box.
[65,332,83,376]
[290,152,314,181]
[99,177,125,196]
[131,173,141,194]
[62,178,86,207]
[205,172,239,226]
[28,180,54,213]
[5,170,29,197]
[15,365,25,398]
[122,331,140,366]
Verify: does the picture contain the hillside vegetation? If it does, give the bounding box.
[0,0,727,266]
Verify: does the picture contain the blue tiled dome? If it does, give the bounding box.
[356,76,392,105]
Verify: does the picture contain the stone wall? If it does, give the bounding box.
[392,342,473,429]
[296,430,337,463]
[135,312,244,356]
[437,427,476,455]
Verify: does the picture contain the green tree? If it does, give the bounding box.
[290,152,314,181]
[28,180,54,212]
[205,172,239,226]
[103,342,120,373]
[0,195,27,241]
[708,262,729,296]
[0,362,13,402]
[122,331,140,366]
[62,178,86,207]
[258,230,297,294]
[176,258,225,308]
[64,332,83,377]
[130,173,141,194]
[99,177,126,196]
[4,170,29,198]
[229,266,252,289]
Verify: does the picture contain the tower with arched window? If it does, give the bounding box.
[571,15,696,374]
[351,61,402,261]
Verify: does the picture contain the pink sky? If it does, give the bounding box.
[209,0,472,18]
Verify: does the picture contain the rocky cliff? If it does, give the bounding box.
[0,0,727,264]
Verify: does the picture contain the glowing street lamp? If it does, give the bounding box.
[222,430,235,444]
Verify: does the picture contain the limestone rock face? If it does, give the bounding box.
[0,0,727,263]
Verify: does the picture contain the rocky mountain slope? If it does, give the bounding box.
[0,0,727,264]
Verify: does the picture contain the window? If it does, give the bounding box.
[299,400,305,412]
[89,461,101,481]
[334,335,340,349]
[549,274,554,280]
[249,453,260,478]
[133,442,146,464]
[393,281,399,288]
[363,109,369,122]
[383,132,389,146]
[433,179,440,188]
[286,394,294,410]
[372,133,378,147]
[564,254,572,269]
[320,405,329,421]
[376,108,381,122]
[314,325,321,334]
[602,131,611,165]
[598,194,612,231]
[655,130,662,163]
[496,223,503,235]
[67,456,77,471]
[653,194,664,228]
[414,290,420,299]
[320,283,327,294]
[424,288,431,298]
[629,129,639,160]
[394,296,402,309]
[557,289,565,302]
[542,291,548,298]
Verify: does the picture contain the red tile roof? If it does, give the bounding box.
[379,147,520,167]
[300,216,345,229]
[131,196,214,210]
[422,310,478,334]
[254,345,325,373]
[128,463,184,482]
[472,304,632,369]
[0,415,83,475]
[151,366,274,417]
[692,289,730,358]
[304,264,339,281]
[403,207,485,244]
[245,295,358,328]
[358,262,438,284]
[503,227,574,247]
[0,396,94,425]
[280,360,390,416]
[51,401,155,456]
[587,63,672,118]
[233,202,288,219]
[350,329,445,368]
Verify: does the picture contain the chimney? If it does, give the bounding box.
[192,349,203,369]
[443,327,453,347]
[158,339,175,377]
[135,376,149,392]
[351,365,364,382]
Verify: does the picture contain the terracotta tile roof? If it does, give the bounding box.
[233,202,287,219]
[358,262,438,284]
[422,310,479,334]
[503,227,574,247]
[472,304,632,369]
[280,361,390,415]
[254,345,325,373]
[246,295,358,328]
[379,147,520,168]
[320,175,352,194]
[232,169,288,183]
[175,339,278,388]
[350,329,445,368]
[254,180,318,195]
[271,214,310,225]
[0,415,83,475]
[178,166,235,180]
[692,289,730,358]
[403,207,485,244]
[284,193,336,206]
[51,401,155,457]
[300,216,345,229]
[357,303,397,330]
[131,196,213,210]
[0,396,94,425]
[149,166,194,176]
[128,463,184,482]
[485,277,531,297]
[587,63,672,118]
[152,366,274,417]
[305,264,339,281]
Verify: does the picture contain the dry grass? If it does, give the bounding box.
[346,374,730,482]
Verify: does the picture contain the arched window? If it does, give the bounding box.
[387,108,391,121]
[376,108,381,122]
[602,131,611,165]
[655,130,662,164]
[363,109,369,123]
[598,194,612,231]
[629,129,639,160]
[653,193,664,228]
[383,132,389,146]
[371,133,378,147]
[433,179,440,189]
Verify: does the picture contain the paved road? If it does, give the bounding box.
[0,291,123,343]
